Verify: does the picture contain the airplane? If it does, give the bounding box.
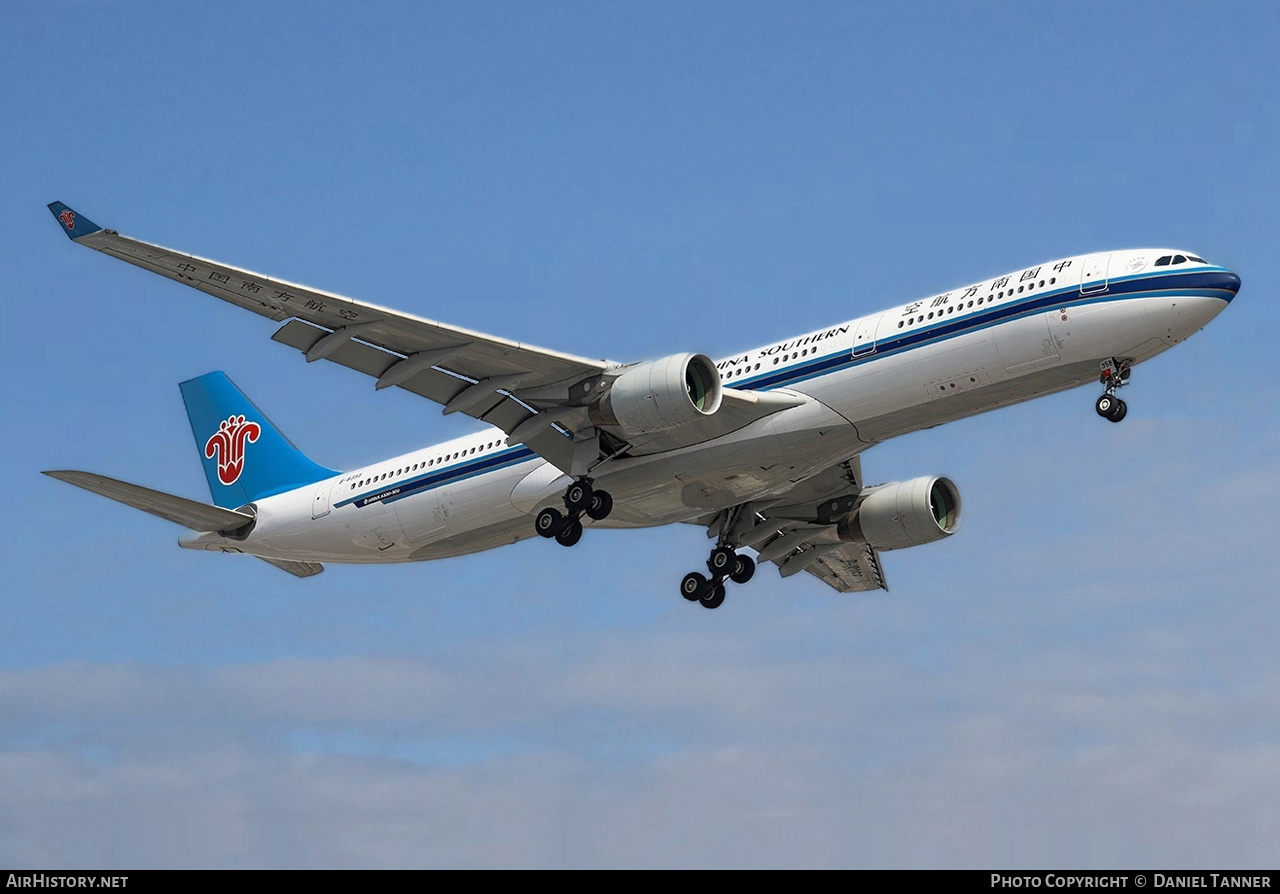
[43,202,1240,608]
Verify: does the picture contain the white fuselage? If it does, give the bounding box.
[180,249,1237,564]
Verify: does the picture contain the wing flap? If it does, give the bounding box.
[257,556,325,578]
[270,318,572,462]
[801,542,887,593]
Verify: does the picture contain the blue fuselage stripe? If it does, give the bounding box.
[339,268,1234,508]
[730,268,1235,392]
[336,446,538,509]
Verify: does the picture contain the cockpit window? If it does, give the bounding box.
[1155,255,1171,266]
[1188,255,1207,263]
[1173,255,1187,264]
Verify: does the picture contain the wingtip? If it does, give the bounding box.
[47,201,103,240]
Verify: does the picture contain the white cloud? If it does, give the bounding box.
[3,617,1280,869]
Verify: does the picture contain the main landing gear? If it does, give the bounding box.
[1095,358,1131,424]
[534,478,613,547]
[680,545,756,611]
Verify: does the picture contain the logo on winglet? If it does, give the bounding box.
[204,415,262,486]
[58,209,76,231]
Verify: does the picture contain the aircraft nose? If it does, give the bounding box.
[1210,269,1241,298]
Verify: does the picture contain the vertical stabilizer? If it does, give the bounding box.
[180,372,337,508]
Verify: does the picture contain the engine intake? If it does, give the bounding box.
[589,353,723,436]
[838,476,960,551]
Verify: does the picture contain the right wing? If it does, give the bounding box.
[711,456,889,593]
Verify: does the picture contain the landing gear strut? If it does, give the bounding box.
[677,508,759,610]
[1095,358,1130,423]
[533,477,613,546]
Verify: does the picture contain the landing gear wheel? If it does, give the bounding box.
[708,546,737,576]
[699,583,726,610]
[564,480,593,513]
[1096,394,1128,422]
[586,489,613,521]
[729,554,756,585]
[554,518,583,547]
[1096,358,1132,423]
[535,507,565,538]
[681,571,708,601]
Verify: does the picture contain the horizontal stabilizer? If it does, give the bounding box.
[257,556,324,578]
[43,470,254,533]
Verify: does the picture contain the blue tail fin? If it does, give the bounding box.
[179,372,337,509]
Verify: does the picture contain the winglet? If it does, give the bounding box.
[47,201,103,240]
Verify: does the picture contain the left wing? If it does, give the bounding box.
[50,202,803,474]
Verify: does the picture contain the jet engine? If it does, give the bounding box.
[588,353,723,436]
[838,476,961,551]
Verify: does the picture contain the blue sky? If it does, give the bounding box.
[2,1,1278,868]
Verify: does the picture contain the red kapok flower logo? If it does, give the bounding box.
[204,415,262,486]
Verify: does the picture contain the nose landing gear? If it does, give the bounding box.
[1096,358,1131,423]
[533,478,613,547]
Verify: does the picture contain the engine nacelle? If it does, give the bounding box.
[838,476,961,551]
[588,353,723,436]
